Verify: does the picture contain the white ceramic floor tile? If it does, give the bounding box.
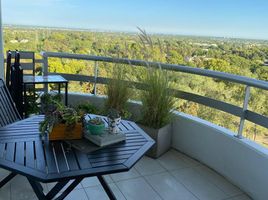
[157,150,191,170]
[195,165,243,197]
[10,175,38,200]
[178,152,201,167]
[226,194,252,200]
[116,177,161,200]
[0,168,11,180]
[145,172,198,200]
[172,168,227,200]
[108,183,126,200]
[104,175,114,184]
[134,156,166,176]
[84,185,109,200]
[81,175,113,188]
[110,168,141,182]
[0,182,10,200]
[63,188,89,200]
[81,177,100,188]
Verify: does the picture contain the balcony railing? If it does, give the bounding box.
[39,51,268,139]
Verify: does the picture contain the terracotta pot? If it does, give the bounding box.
[49,123,82,141]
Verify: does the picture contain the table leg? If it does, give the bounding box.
[27,178,47,200]
[54,177,83,200]
[58,83,61,94]
[65,82,68,106]
[46,180,69,199]
[27,178,83,200]
[0,172,16,188]
[97,175,117,200]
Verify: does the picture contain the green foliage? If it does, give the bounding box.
[140,67,175,128]
[76,102,99,115]
[89,117,104,125]
[39,94,81,136]
[4,26,268,146]
[105,64,132,118]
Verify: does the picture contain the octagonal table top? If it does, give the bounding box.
[0,115,154,183]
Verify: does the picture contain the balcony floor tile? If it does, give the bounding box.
[134,156,166,176]
[171,168,228,200]
[0,149,252,200]
[144,171,198,200]
[110,168,141,182]
[115,177,161,200]
[194,165,243,197]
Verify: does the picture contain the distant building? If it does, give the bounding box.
[20,39,29,43]
[10,40,18,43]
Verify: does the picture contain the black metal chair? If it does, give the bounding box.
[0,78,21,186]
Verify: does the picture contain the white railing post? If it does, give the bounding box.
[93,61,98,95]
[0,0,4,80]
[237,85,251,138]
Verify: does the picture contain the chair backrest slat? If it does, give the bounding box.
[7,51,35,75]
[0,79,21,127]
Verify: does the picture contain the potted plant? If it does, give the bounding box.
[39,99,83,141]
[85,117,105,135]
[76,102,99,116]
[107,108,121,134]
[137,29,176,158]
[105,63,132,119]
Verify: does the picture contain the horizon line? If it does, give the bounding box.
[3,23,268,42]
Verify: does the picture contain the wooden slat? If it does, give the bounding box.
[0,87,18,122]
[15,142,25,165]
[0,89,11,126]
[62,143,79,171]
[0,143,5,158]
[5,142,15,161]
[9,51,34,59]
[43,142,58,174]
[120,121,130,131]
[52,142,69,172]
[20,63,34,71]
[25,141,35,168]
[91,159,127,168]
[88,149,137,159]
[89,154,132,163]
[34,140,46,172]
[73,148,91,170]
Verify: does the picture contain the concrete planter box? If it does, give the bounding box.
[139,123,172,158]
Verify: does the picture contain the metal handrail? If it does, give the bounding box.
[41,51,268,90]
[40,51,268,137]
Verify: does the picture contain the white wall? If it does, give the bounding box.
[172,111,268,200]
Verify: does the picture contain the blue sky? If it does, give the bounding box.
[2,0,268,40]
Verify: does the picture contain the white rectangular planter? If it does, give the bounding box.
[139,123,172,158]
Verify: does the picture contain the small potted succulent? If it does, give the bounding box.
[107,109,121,134]
[86,117,105,135]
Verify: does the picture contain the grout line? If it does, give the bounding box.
[109,182,127,200]
[142,176,165,200]
[167,170,201,200]
[83,187,91,200]
[192,165,244,198]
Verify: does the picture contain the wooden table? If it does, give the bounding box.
[23,75,69,106]
[0,115,154,200]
